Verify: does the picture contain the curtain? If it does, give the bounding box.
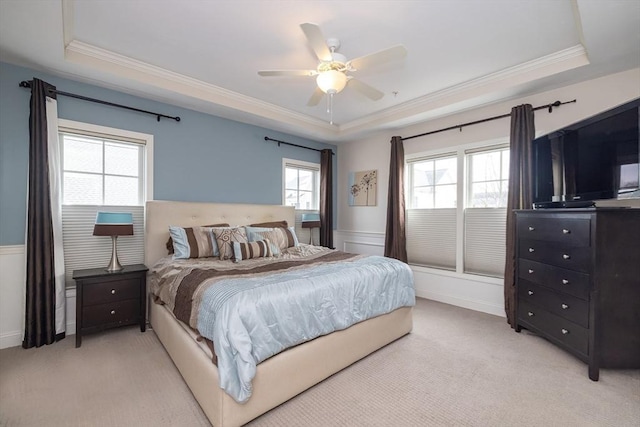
[384,136,408,262]
[319,149,333,248]
[23,78,66,348]
[504,104,535,328]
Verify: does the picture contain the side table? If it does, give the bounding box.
[73,264,148,347]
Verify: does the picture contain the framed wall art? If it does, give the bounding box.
[348,169,377,206]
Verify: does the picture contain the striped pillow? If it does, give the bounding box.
[169,225,224,259]
[246,226,299,251]
[166,223,229,255]
[233,239,273,261]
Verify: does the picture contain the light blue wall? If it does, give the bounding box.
[0,62,337,245]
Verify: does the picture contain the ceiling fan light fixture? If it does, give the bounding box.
[316,70,347,94]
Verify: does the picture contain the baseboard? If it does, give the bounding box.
[0,330,22,349]
[415,288,505,317]
[0,287,77,350]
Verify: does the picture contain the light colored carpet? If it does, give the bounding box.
[1,298,638,426]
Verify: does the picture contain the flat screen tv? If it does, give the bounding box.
[532,98,639,208]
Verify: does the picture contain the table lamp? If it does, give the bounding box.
[93,212,133,271]
[301,213,321,245]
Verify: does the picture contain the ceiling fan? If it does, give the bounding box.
[258,23,407,122]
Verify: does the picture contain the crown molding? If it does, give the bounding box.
[340,44,590,135]
[59,0,588,142]
[64,40,338,137]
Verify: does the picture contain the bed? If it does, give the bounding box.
[145,200,415,427]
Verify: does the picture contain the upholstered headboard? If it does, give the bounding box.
[145,200,295,266]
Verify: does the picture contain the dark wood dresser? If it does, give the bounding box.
[73,264,148,347]
[515,208,640,380]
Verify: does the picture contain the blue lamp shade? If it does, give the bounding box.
[93,212,134,236]
[301,213,320,223]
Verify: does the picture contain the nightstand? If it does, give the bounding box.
[73,264,148,348]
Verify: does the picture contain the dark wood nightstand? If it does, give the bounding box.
[73,264,148,348]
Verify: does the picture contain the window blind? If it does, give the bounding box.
[464,207,507,277]
[406,208,457,269]
[61,205,145,287]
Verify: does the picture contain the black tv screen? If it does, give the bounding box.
[533,98,640,205]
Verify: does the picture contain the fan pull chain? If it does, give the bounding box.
[329,93,334,125]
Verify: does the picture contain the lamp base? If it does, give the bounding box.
[106,235,123,272]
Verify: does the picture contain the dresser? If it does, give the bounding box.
[73,264,148,347]
[515,208,640,380]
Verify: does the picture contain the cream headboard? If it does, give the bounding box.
[145,200,295,266]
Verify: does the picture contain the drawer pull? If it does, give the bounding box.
[527,311,534,317]
[528,226,535,231]
[110,310,116,315]
[562,279,569,285]
[528,269,534,274]
[562,254,571,260]
[562,229,571,234]
[528,248,535,253]
[561,303,569,309]
[528,290,534,296]
[111,289,116,295]
[561,328,569,335]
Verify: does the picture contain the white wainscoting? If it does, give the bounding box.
[334,230,505,317]
[0,245,77,349]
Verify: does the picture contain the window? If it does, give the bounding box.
[283,159,320,210]
[283,158,320,245]
[406,154,458,269]
[467,148,509,208]
[464,147,509,277]
[61,133,144,206]
[58,119,153,287]
[406,144,509,278]
[409,155,457,208]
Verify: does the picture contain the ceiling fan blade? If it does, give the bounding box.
[348,78,384,101]
[307,87,325,106]
[300,23,332,62]
[258,70,317,77]
[348,45,407,71]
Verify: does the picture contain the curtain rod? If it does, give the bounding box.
[401,99,576,141]
[264,136,334,155]
[19,80,181,122]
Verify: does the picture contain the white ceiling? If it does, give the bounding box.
[0,0,638,142]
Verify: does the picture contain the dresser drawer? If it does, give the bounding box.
[518,300,589,357]
[519,259,590,300]
[517,217,590,247]
[519,240,591,273]
[82,299,140,329]
[83,278,141,306]
[518,282,589,328]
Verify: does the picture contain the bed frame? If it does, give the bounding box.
[145,200,413,427]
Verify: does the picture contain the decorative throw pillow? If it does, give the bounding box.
[166,223,229,255]
[170,225,228,259]
[213,227,248,260]
[233,239,273,261]
[249,220,288,228]
[246,226,299,251]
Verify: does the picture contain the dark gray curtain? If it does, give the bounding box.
[23,78,61,348]
[320,149,333,249]
[384,136,408,262]
[504,104,535,328]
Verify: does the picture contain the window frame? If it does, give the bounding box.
[282,158,320,210]
[466,145,510,208]
[58,119,154,204]
[405,140,508,284]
